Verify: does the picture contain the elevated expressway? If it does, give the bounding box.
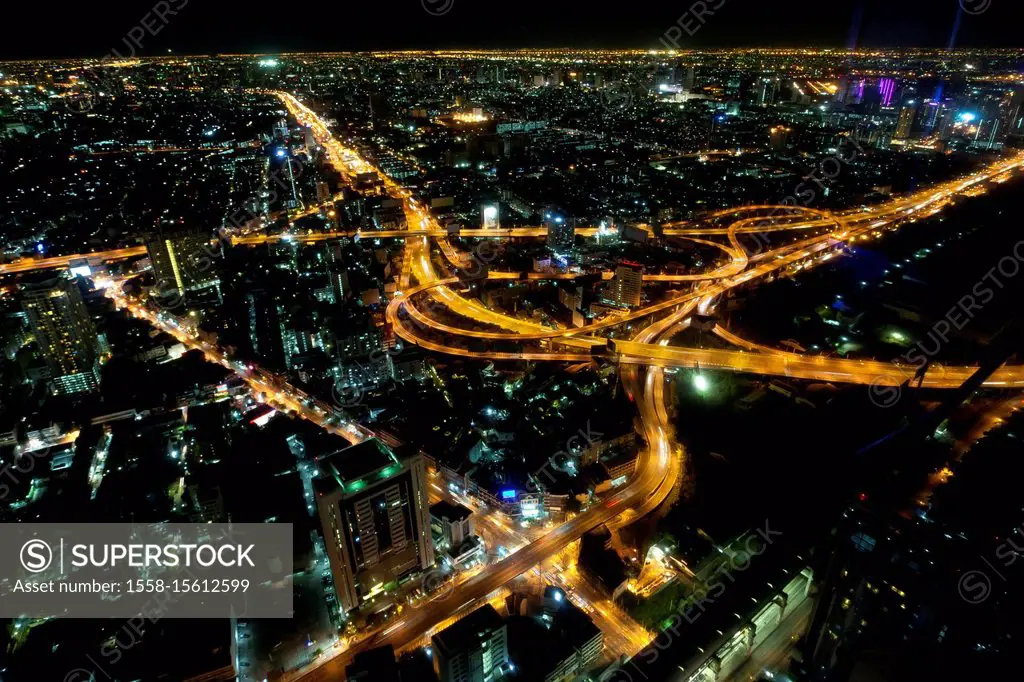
[0,201,327,276]
[273,91,723,678]
[386,154,1024,389]
[5,89,1022,679]
[273,91,1024,677]
[310,150,1024,676]
[0,246,147,275]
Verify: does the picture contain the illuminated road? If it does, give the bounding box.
[427,475,654,660]
[276,90,684,681]
[287,445,678,680]
[0,197,344,276]
[0,246,147,275]
[384,154,1024,387]
[232,225,619,242]
[282,107,1020,677]
[103,288,374,446]
[7,89,1023,682]
[612,341,1024,388]
[266,97,1024,681]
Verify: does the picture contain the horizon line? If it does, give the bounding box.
[4,45,1024,63]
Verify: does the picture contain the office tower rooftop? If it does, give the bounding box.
[315,439,434,613]
[431,603,508,682]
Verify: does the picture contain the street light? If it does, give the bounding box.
[693,373,710,394]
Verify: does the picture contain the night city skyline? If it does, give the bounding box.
[3,0,1024,58]
[2,3,1024,682]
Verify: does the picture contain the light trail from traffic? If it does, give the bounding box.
[384,153,1024,388]
[7,88,1023,682]
[103,288,374,446]
[273,90,690,681]
[427,475,654,659]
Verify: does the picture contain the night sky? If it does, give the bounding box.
[4,0,1021,59]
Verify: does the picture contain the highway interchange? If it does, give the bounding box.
[276,92,1024,678]
[6,89,1023,680]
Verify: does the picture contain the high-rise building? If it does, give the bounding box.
[612,263,643,307]
[246,292,287,367]
[327,265,350,304]
[995,88,1024,145]
[273,117,289,141]
[482,204,499,230]
[21,275,100,395]
[335,326,382,361]
[392,347,429,383]
[545,210,574,251]
[894,101,918,140]
[282,324,323,369]
[315,439,434,613]
[432,604,508,682]
[683,65,696,92]
[920,100,941,131]
[316,181,332,204]
[145,227,221,303]
[971,96,1007,150]
[559,285,585,316]
[429,500,484,568]
[758,77,779,106]
[878,78,897,108]
[769,125,792,152]
[325,240,346,266]
[1010,88,1024,136]
[833,76,849,103]
[334,351,394,394]
[529,586,604,680]
[934,103,957,141]
[430,500,474,548]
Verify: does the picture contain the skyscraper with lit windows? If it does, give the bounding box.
[21,275,100,395]
[895,101,918,140]
[145,227,221,303]
[612,263,644,307]
[545,210,574,251]
[315,439,434,613]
